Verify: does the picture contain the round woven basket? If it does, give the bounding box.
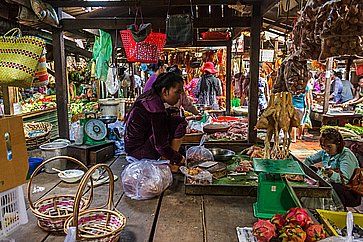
[23,122,52,150]
[28,156,91,232]
[64,164,126,241]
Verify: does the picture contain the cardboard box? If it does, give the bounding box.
[0,116,28,192]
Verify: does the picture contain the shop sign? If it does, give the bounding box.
[260,49,275,62]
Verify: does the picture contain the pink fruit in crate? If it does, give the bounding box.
[279,224,307,242]
[285,207,313,229]
[252,219,276,242]
[306,224,327,242]
[271,214,286,230]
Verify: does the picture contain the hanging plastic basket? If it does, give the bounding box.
[356,64,363,76]
[120,30,166,63]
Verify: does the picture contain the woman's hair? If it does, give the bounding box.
[320,128,345,153]
[152,72,183,95]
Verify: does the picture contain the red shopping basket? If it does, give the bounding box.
[356,64,363,76]
[120,30,166,63]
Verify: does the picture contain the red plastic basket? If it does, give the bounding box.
[120,30,166,63]
[356,64,363,76]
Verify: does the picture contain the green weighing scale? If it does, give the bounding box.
[253,158,304,219]
[80,114,107,145]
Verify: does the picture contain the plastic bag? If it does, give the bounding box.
[179,166,213,185]
[105,65,120,95]
[273,52,309,95]
[186,135,214,167]
[121,157,173,200]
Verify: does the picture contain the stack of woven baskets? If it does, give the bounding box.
[23,122,52,150]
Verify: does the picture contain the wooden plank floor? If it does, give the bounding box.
[6,156,257,242]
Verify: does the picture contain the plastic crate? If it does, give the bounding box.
[316,209,363,236]
[0,186,28,238]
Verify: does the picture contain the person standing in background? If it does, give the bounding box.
[258,69,269,114]
[341,78,354,104]
[330,71,343,104]
[143,60,166,92]
[194,62,222,107]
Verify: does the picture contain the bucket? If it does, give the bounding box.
[27,157,44,179]
[99,98,121,117]
[40,142,69,173]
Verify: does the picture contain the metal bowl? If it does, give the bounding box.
[98,115,117,125]
[209,148,235,161]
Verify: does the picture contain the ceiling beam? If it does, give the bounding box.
[61,16,251,30]
[263,18,293,31]
[46,0,259,8]
[261,0,279,15]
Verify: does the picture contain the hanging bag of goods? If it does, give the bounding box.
[318,0,363,60]
[32,47,49,87]
[165,0,193,46]
[120,8,166,63]
[0,28,45,88]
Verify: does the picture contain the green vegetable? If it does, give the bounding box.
[344,124,363,135]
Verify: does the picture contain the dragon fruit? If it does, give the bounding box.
[271,214,286,230]
[285,207,313,229]
[279,224,307,242]
[252,219,276,242]
[305,224,327,242]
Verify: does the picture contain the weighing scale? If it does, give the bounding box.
[80,114,107,145]
[253,158,304,219]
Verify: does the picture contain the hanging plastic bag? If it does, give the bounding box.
[121,157,173,200]
[92,30,112,82]
[105,65,120,95]
[186,135,214,167]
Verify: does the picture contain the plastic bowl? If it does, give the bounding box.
[58,169,85,183]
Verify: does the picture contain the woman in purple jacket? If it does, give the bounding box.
[125,72,187,166]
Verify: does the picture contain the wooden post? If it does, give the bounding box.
[1,86,11,115]
[53,27,69,138]
[226,41,232,115]
[345,58,352,81]
[323,58,333,114]
[248,3,262,143]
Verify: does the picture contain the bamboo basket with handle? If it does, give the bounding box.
[64,164,126,241]
[27,156,91,232]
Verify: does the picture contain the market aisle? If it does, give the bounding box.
[290,131,321,161]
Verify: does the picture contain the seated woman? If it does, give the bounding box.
[304,128,360,207]
[125,72,186,166]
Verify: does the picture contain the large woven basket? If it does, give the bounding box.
[28,156,91,232]
[23,122,52,150]
[64,164,126,241]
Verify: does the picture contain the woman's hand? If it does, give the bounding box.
[325,168,334,177]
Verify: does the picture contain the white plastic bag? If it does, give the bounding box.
[105,66,120,95]
[121,157,173,200]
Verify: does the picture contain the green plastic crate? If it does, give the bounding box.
[253,173,302,219]
[253,158,305,175]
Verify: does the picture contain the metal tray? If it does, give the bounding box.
[289,161,332,198]
[184,154,332,198]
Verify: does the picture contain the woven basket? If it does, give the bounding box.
[64,164,126,241]
[23,122,52,150]
[28,156,91,232]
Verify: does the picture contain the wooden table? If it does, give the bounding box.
[311,110,362,126]
[11,155,257,242]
